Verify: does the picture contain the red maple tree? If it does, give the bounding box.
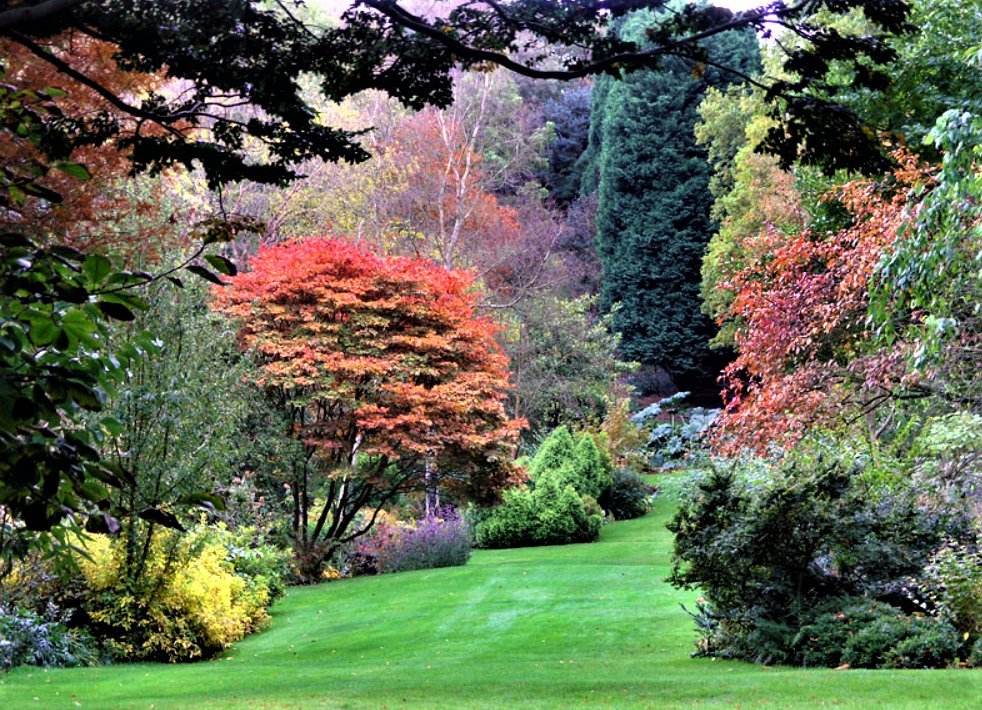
[213,236,522,579]
[712,153,931,454]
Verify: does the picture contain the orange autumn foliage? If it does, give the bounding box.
[213,236,522,499]
[712,152,932,454]
[1,33,181,261]
[386,110,522,284]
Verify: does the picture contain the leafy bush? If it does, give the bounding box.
[474,469,602,549]
[345,509,472,575]
[387,509,471,573]
[882,618,962,669]
[0,604,101,671]
[633,393,719,469]
[473,425,612,549]
[531,468,603,545]
[969,636,982,668]
[598,469,654,521]
[794,598,962,669]
[913,538,982,641]
[471,488,541,549]
[76,526,276,662]
[570,433,613,499]
[668,444,969,666]
[527,426,577,480]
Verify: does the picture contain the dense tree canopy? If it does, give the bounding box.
[0,0,918,193]
[213,236,521,578]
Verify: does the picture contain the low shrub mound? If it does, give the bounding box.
[76,526,284,663]
[668,445,979,668]
[0,605,102,671]
[793,599,962,669]
[345,508,472,575]
[599,469,655,521]
[473,426,617,549]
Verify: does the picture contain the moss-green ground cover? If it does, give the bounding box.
[2,478,978,708]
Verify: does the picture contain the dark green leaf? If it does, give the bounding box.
[82,254,112,284]
[96,300,136,321]
[186,264,225,285]
[27,316,59,346]
[179,492,226,512]
[138,507,186,531]
[204,254,237,276]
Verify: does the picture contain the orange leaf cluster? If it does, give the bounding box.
[712,153,931,454]
[1,33,181,261]
[386,111,522,278]
[213,236,522,497]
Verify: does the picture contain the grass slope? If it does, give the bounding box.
[2,480,978,708]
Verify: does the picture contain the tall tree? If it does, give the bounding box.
[711,153,931,454]
[0,0,917,188]
[213,236,521,579]
[590,9,760,386]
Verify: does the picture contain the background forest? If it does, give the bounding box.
[0,0,979,684]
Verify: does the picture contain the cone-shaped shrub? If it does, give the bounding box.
[571,433,613,499]
[527,426,576,479]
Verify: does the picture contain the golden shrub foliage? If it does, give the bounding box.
[76,528,271,662]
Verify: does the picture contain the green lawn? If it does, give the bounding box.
[2,479,978,709]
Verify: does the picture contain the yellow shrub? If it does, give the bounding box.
[75,526,274,662]
[75,534,117,591]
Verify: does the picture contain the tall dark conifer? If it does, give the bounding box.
[589,9,760,386]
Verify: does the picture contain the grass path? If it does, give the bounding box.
[2,480,978,708]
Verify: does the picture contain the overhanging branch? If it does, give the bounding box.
[0,0,84,31]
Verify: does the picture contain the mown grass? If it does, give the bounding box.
[2,476,978,708]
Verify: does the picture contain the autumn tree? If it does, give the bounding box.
[0,32,185,261]
[213,236,521,580]
[694,82,804,347]
[711,153,932,455]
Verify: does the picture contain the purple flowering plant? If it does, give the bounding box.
[345,506,471,575]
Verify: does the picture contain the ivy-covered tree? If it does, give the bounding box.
[213,236,521,580]
[590,10,760,384]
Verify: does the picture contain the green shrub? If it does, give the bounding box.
[968,636,982,667]
[883,618,962,669]
[668,444,965,666]
[474,469,602,549]
[598,469,653,520]
[474,425,609,549]
[527,426,576,480]
[917,539,982,638]
[793,599,881,667]
[842,615,916,669]
[793,598,962,669]
[224,527,292,602]
[472,488,540,549]
[532,468,603,545]
[570,434,613,499]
